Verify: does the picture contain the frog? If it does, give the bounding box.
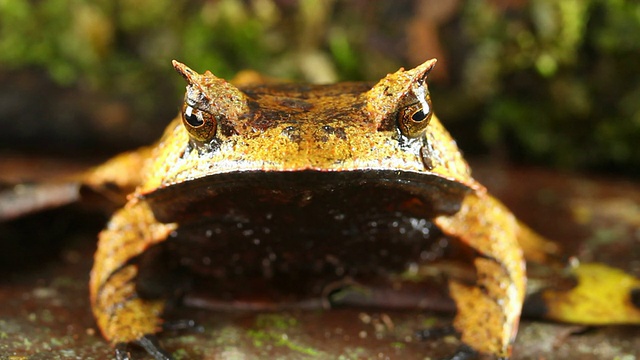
[79,58,528,360]
[7,58,639,360]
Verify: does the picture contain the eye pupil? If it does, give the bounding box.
[398,103,432,138]
[411,109,427,122]
[184,106,204,127]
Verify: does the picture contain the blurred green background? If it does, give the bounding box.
[0,0,639,176]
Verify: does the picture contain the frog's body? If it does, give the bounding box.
[67,59,638,359]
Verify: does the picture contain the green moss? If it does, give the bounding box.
[452,0,640,173]
[171,348,189,360]
[248,314,322,357]
[421,317,438,328]
[256,314,298,330]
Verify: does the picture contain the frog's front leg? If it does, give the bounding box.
[90,200,177,359]
[435,192,526,359]
[82,146,154,204]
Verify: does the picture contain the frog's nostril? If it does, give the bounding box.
[320,125,347,140]
[322,125,335,133]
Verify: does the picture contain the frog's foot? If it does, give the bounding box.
[444,345,478,360]
[416,324,516,359]
[415,326,479,360]
[435,193,526,358]
[92,263,170,359]
[89,201,178,359]
[115,335,174,360]
[446,261,520,358]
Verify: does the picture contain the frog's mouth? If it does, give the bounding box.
[137,169,475,304]
[143,169,471,224]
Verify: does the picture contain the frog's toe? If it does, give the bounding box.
[115,343,131,360]
[114,335,174,360]
[444,345,478,360]
[136,335,175,360]
[415,327,483,360]
[443,345,509,360]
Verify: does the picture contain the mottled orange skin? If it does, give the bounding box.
[86,59,554,359]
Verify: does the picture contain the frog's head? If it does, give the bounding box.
[172,61,250,142]
[364,59,436,138]
[172,59,436,147]
[139,60,475,194]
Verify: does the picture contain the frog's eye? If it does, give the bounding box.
[181,104,217,142]
[365,58,437,136]
[397,96,432,138]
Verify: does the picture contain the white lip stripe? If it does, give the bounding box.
[185,106,194,117]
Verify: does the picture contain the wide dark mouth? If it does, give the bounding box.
[144,169,470,223]
[137,169,473,302]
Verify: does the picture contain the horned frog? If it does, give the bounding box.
[24,59,632,359]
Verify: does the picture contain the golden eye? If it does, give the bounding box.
[398,100,432,138]
[181,104,216,142]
